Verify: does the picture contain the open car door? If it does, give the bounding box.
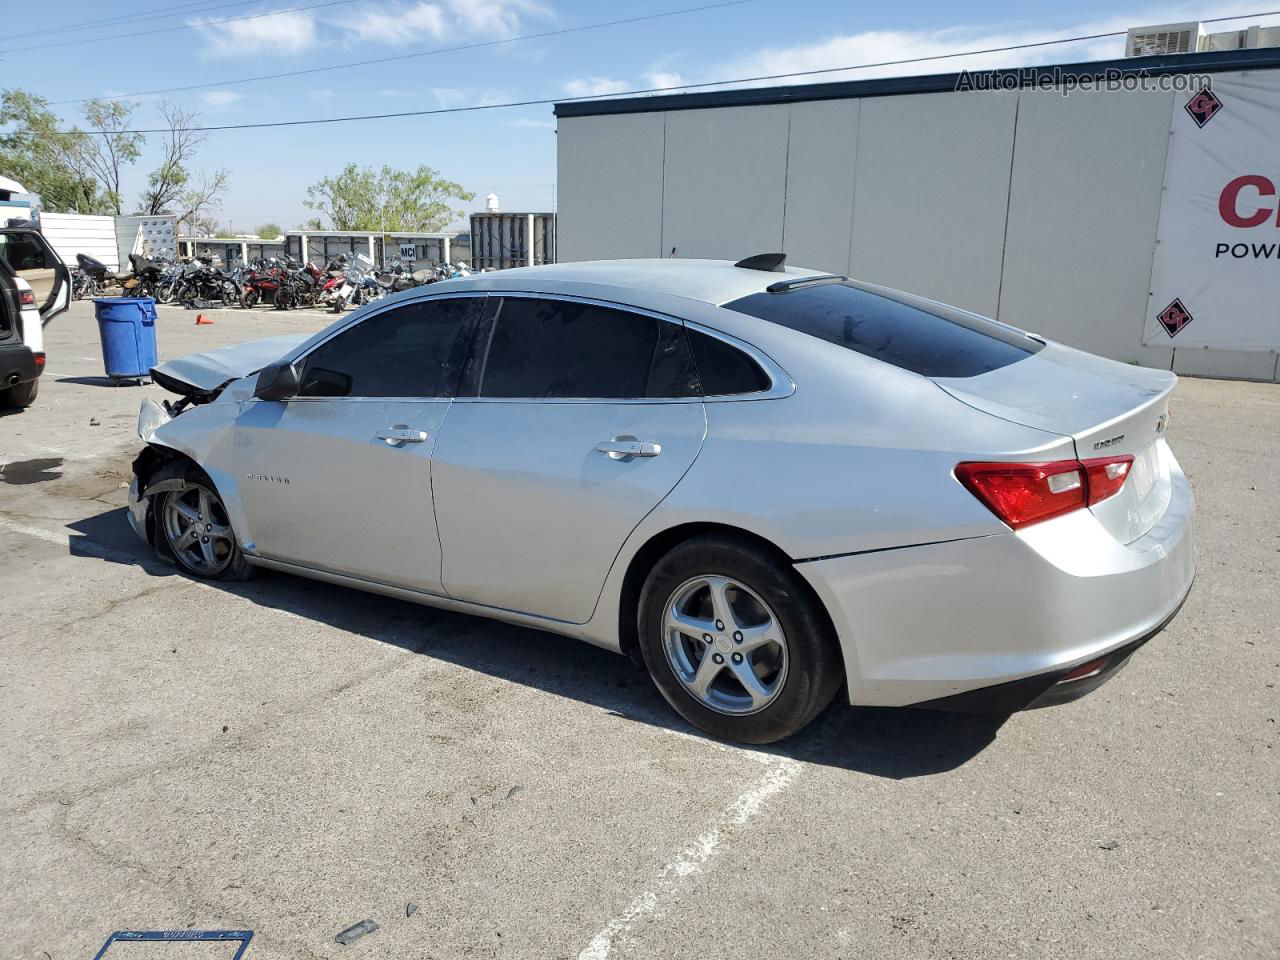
[0,227,71,326]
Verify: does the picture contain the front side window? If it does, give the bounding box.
[476,297,697,399]
[299,297,474,398]
[725,282,1041,379]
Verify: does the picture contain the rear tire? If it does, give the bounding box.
[1,379,39,409]
[637,534,843,744]
[157,479,254,581]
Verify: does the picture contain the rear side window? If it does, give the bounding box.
[725,282,1041,378]
[477,297,696,399]
[686,329,771,395]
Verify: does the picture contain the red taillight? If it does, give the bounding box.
[33,352,45,367]
[955,454,1134,530]
[1082,455,1134,504]
[19,290,35,306]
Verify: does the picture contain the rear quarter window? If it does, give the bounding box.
[725,282,1041,378]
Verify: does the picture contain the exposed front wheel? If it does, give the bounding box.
[638,535,843,744]
[158,480,253,580]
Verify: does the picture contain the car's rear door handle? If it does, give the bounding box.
[595,439,662,459]
[376,427,428,445]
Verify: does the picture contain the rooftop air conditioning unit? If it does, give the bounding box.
[1125,22,1204,57]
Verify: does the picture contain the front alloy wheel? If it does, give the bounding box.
[160,481,251,579]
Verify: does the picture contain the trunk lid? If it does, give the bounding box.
[150,333,308,397]
[935,342,1176,543]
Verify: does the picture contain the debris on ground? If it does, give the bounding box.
[505,785,524,801]
[89,417,100,426]
[1099,840,1120,850]
[406,902,418,918]
[335,920,379,946]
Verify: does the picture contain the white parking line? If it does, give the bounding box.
[578,756,801,960]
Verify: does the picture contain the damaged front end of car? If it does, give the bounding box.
[129,333,309,552]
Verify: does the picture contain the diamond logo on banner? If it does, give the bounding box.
[1157,298,1194,338]
[1184,89,1223,128]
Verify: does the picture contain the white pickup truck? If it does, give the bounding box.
[0,226,70,408]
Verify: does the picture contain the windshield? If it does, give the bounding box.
[724,281,1042,378]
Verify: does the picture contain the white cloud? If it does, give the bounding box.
[563,76,629,98]
[443,0,550,38]
[508,117,556,129]
[352,2,446,46]
[645,70,684,90]
[201,90,243,108]
[707,6,1280,88]
[430,87,513,107]
[192,8,319,57]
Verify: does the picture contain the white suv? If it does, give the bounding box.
[0,227,70,408]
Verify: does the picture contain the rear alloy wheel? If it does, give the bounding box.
[159,480,253,580]
[638,535,843,744]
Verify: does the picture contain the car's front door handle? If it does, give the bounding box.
[595,439,662,459]
[376,427,428,445]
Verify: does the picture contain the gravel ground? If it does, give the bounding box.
[0,300,1276,960]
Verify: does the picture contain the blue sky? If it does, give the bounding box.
[6,0,1279,232]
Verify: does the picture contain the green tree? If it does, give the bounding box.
[79,98,143,215]
[304,164,473,232]
[0,89,104,213]
[256,222,282,239]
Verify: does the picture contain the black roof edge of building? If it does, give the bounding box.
[553,47,1280,119]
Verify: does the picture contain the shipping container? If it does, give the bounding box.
[469,213,556,271]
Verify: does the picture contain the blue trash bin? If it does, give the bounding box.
[93,297,158,383]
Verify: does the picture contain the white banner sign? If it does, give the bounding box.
[1147,74,1280,350]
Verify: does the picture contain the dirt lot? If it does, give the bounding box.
[1,300,1277,960]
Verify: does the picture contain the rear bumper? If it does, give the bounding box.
[911,579,1192,713]
[796,446,1196,709]
[0,341,41,386]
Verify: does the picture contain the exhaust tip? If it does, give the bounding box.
[7,373,19,386]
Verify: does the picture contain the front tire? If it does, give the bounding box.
[637,535,842,744]
[158,480,253,580]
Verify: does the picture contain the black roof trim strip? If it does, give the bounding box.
[554,47,1280,118]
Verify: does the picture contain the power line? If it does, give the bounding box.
[10,0,357,54]
[9,0,268,41]
[51,0,754,105]
[61,7,1280,131]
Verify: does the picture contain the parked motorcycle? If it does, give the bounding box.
[273,258,320,310]
[325,253,375,312]
[118,253,166,299]
[239,257,285,309]
[72,253,110,299]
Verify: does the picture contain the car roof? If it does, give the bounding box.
[449,258,828,306]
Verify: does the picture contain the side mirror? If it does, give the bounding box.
[254,360,300,401]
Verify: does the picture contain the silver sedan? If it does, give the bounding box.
[129,256,1196,743]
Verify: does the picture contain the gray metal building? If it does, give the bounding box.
[555,49,1280,382]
